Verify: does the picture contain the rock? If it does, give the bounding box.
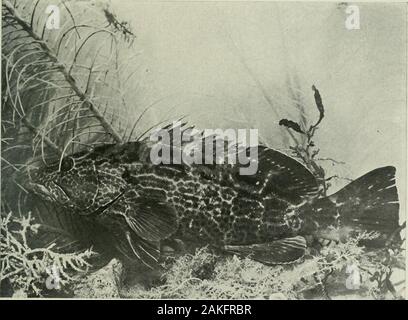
[73,259,123,298]
[269,292,287,300]
[11,289,28,299]
[389,268,405,298]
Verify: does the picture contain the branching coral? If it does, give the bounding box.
[0,211,94,297]
[1,0,141,297]
[125,231,404,300]
[1,1,405,300]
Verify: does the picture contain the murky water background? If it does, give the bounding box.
[111,1,406,217]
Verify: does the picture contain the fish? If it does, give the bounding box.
[27,132,401,269]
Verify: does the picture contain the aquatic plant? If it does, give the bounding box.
[124,231,404,300]
[0,211,94,297]
[1,0,404,300]
[1,0,140,297]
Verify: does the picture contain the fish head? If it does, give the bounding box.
[28,154,126,214]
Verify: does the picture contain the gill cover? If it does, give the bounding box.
[32,155,125,215]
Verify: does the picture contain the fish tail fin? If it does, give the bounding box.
[314,166,401,245]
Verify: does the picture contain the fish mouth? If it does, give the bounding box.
[26,182,55,201]
[26,181,71,205]
[53,181,71,199]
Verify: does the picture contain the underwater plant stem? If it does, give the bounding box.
[21,117,62,155]
[3,0,123,144]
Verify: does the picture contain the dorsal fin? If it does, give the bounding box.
[237,146,320,204]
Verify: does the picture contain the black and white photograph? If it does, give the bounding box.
[1,0,406,301]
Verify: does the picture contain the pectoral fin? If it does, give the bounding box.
[224,236,307,265]
[125,195,179,242]
[116,231,161,269]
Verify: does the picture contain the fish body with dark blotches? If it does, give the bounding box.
[28,138,401,268]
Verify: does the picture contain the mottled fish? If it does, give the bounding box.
[27,134,401,268]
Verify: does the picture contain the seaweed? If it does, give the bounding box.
[279,85,329,194]
[0,211,94,297]
[1,0,141,297]
[1,1,405,300]
[123,232,404,300]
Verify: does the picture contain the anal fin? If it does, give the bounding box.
[224,236,306,265]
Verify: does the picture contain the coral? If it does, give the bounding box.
[1,1,404,300]
[0,211,94,297]
[125,231,404,300]
[73,259,123,299]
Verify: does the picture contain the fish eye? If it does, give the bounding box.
[60,157,75,173]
